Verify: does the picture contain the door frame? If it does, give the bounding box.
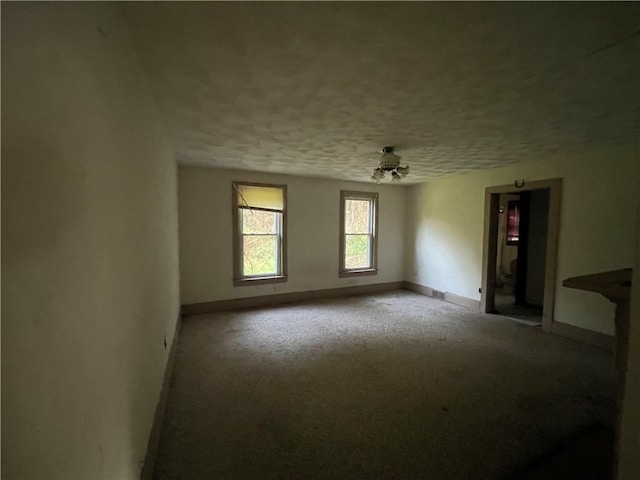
[480,178,562,332]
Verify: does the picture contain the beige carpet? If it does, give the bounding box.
[153,290,614,479]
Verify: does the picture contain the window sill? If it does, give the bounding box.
[233,275,287,287]
[339,268,378,278]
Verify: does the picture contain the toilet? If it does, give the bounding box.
[500,259,517,294]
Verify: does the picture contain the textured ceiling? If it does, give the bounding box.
[124,2,639,184]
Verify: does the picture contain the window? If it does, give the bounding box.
[232,182,287,285]
[340,190,378,277]
[506,200,520,245]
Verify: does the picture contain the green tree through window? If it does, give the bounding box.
[242,209,278,276]
[340,191,378,276]
[233,182,287,285]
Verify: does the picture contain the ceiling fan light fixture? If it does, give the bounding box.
[397,165,410,178]
[372,146,409,183]
[371,168,385,183]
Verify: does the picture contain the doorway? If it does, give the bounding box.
[480,179,562,332]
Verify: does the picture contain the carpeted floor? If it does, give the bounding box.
[494,290,543,325]
[153,290,615,479]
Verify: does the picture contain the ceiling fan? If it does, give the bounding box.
[371,146,410,183]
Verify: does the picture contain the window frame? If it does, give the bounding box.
[339,190,379,277]
[506,200,520,246]
[232,181,287,286]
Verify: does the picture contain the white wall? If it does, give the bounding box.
[1,4,180,479]
[179,166,406,304]
[405,146,638,335]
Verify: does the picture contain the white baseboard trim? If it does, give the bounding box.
[403,283,614,350]
[550,320,614,352]
[403,281,433,297]
[444,292,481,311]
[182,281,405,316]
[403,281,481,311]
[140,309,182,480]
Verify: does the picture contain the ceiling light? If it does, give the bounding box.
[371,146,410,183]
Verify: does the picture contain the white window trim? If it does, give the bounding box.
[339,190,379,277]
[232,181,287,286]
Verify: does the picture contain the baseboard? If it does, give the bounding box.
[404,282,614,350]
[403,281,433,297]
[182,281,405,316]
[140,308,183,480]
[403,281,481,311]
[444,292,481,311]
[550,320,614,352]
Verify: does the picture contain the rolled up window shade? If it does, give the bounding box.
[236,184,284,212]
